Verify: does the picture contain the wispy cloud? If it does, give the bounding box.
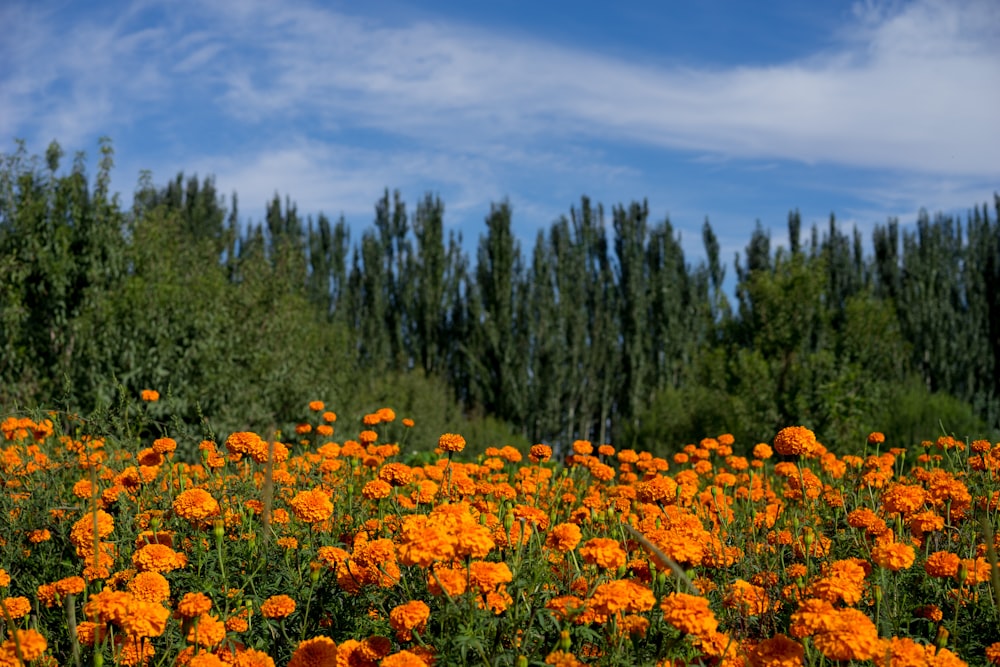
[180,0,1000,174]
[1,0,997,238]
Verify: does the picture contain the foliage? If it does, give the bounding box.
[2,139,1000,454]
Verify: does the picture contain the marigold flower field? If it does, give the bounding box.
[2,397,1000,666]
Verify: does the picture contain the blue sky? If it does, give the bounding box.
[2,0,998,268]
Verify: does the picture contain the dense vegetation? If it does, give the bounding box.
[1,139,998,455]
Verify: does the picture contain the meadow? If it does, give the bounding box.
[1,392,999,666]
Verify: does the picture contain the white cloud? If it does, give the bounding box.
[175,0,1000,175]
[1,0,996,235]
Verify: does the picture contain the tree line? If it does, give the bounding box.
[2,139,998,454]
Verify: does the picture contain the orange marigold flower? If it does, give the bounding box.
[172,488,220,522]
[867,432,885,446]
[261,595,296,619]
[545,650,584,667]
[469,561,513,593]
[357,636,392,661]
[322,411,337,423]
[132,543,187,573]
[810,607,880,662]
[26,528,51,544]
[177,592,213,619]
[660,593,719,638]
[224,431,268,461]
[925,551,961,578]
[636,475,678,504]
[54,576,85,597]
[224,610,251,635]
[579,538,627,569]
[882,484,926,516]
[986,642,1000,666]
[188,653,228,667]
[428,565,467,597]
[308,401,325,412]
[152,437,176,455]
[71,480,93,499]
[127,571,171,603]
[84,589,133,624]
[789,598,837,638]
[588,579,655,623]
[1,596,31,619]
[806,561,867,605]
[362,479,393,500]
[289,488,334,524]
[295,423,312,435]
[70,509,115,546]
[871,541,916,571]
[2,628,47,661]
[389,600,431,641]
[187,612,226,647]
[545,523,583,553]
[875,637,940,667]
[748,634,804,667]
[773,426,818,457]
[724,579,771,616]
[846,508,889,537]
[316,424,334,437]
[0,570,8,588]
[381,650,428,667]
[957,557,992,585]
[529,444,552,463]
[75,621,105,647]
[438,433,466,453]
[379,463,413,486]
[401,418,414,428]
[119,599,171,638]
[545,595,588,623]
[140,389,159,402]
